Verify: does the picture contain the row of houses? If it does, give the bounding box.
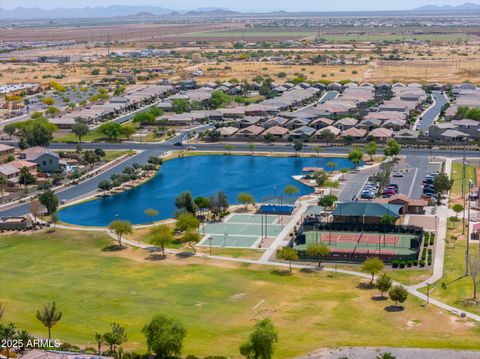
[49,85,175,129]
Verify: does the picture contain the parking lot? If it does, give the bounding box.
[339,156,441,201]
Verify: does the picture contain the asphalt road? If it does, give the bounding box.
[0,149,163,217]
[416,91,448,133]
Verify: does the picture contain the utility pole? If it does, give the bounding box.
[462,150,466,234]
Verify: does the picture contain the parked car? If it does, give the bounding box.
[392,172,403,177]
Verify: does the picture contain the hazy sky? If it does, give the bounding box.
[2,0,474,12]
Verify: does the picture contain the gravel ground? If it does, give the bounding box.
[301,347,480,359]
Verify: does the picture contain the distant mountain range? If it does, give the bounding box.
[1,3,480,20]
[414,2,480,11]
[0,6,239,19]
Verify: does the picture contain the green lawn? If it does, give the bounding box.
[451,162,477,196]
[53,131,105,143]
[102,150,130,162]
[2,230,480,358]
[420,240,480,315]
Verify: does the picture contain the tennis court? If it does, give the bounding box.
[199,214,283,248]
[300,230,417,256]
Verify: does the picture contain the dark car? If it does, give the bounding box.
[174,142,183,146]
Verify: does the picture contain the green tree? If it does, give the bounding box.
[318,129,336,145]
[42,97,55,106]
[433,173,453,204]
[326,161,337,172]
[0,176,6,198]
[318,195,337,212]
[94,331,104,355]
[365,140,378,163]
[0,322,17,359]
[3,123,16,139]
[277,247,299,272]
[35,302,62,340]
[97,122,124,141]
[38,189,58,215]
[211,90,232,108]
[284,185,299,197]
[384,139,401,159]
[51,213,59,231]
[148,224,174,257]
[240,318,278,359]
[388,285,408,308]
[98,180,113,196]
[292,139,303,156]
[171,99,190,114]
[248,143,257,154]
[144,208,159,223]
[72,121,89,143]
[19,166,35,187]
[306,242,330,267]
[142,314,186,359]
[181,229,201,253]
[348,148,363,168]
[376,353,396,359]
[194,196,211,209]
[362,257,385,284]
[103,323,127,354]
[238,192,255,209]
[452,203,464,219]
[175,192,197,214]
[376,273,392,298]
[176,212,199,231]
[108,220,133,247]
[224,144,235,154]
[133,112,156,126]
[122,123,136,140]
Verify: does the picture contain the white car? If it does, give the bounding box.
[393,172,404,177]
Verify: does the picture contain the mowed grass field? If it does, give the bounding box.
[2,230,480,358]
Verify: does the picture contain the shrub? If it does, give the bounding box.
[419,259,425,267]
[399,261,406,269]
[392,260,399,268]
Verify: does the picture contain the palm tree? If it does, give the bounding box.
[1,323,17,359]
[94,331,104,355]
[36,302,62,340]
[0,176,6,199]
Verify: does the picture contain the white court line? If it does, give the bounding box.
[408,167,419,198]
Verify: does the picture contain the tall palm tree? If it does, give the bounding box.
[94,331,103,355]
[0,176,6,199]
[36,302,62,340]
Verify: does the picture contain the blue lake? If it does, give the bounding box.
[59,155,355,226]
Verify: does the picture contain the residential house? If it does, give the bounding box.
[315,126,341,140]
[333,117,358,131]
[0,163,20,185]
[369,127,394,141]
[451,119,480,139]
[19,147,60,172]
[237,125,265,138]
[340,127,367,139]
[310,118,334,130]
[263,117,290,128]
[383,118,408,131]
[439,129,471,142]
[263,126,289,139]
[287,117,312,130]
[394,129,419,140]
[0,144,15,161]
[289,126,316,140]
[357,118,382,131]
[218,126,239,138]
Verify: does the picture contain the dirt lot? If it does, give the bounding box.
[2,41,480,87]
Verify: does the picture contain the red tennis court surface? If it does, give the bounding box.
[319,232,400,245]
